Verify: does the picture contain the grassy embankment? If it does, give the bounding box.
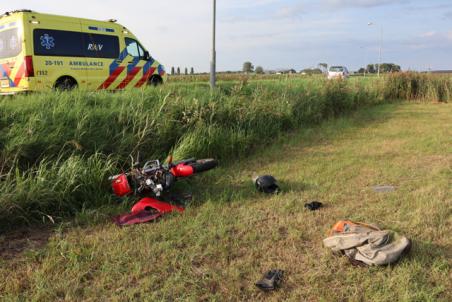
[0,73,450,230]
[0,102,450,301]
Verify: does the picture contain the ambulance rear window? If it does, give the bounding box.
[0,28,22,59]
[34,29,84,57]
[33,29,119,58]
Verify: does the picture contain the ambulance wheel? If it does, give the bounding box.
[54,77,78,91]
[148,76,163,86]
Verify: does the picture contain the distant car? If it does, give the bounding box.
[327,66,349,79]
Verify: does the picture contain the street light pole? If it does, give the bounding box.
[378,26,382,77]
[210,0,216,89]
[368,22,382,77]
[360,46,366,77]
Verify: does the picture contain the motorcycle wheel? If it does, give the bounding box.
[190,158,218,173]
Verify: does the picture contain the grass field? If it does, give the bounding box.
[0,75,381,229]
[0,73,450,229]
[1,102,450,301]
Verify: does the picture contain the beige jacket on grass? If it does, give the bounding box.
[323,223,410,266]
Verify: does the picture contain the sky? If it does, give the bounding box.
[3,0,452,72]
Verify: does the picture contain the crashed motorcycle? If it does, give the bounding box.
[109,157,218,226]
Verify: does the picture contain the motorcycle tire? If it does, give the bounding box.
[189,158,218,173]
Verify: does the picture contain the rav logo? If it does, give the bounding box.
[87,43,104,51]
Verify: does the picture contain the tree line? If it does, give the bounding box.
[169,62,402,76]
[171,67,195,75]
[358,63,401,74]
[244,62,401,75]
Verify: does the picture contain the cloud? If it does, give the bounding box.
[321,0,409,9]
[404,30,452,50]
[3,0,452,71]
[448,32,452,41]
[220,0,280,10]
[418,31,452,42]
[407,3,452,12]
[420,31,437,38]
[275,4,304,19]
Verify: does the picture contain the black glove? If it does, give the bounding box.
[304,201,323,211]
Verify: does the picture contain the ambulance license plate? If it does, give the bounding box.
[0,79,9,88]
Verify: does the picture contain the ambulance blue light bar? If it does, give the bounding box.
[88,26,114,33]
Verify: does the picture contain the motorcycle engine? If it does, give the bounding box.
[135,169,168,197]
[133,164,176,197]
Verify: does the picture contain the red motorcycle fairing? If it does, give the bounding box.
[112,174,133,197]
[113,210,162,226]
[131,197,185,215]
[114,197,184,226]
[170,163,194,177]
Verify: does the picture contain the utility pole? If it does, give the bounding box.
[210,0,216,88]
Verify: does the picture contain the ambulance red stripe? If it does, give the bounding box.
[98,66,126,90]
[13,61,25,87]
[134,67,156,88]
[115,67,142,89]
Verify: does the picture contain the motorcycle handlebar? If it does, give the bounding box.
[108,174,121,181]
[108,158,199,181]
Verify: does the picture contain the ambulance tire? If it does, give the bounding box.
[148,76,163,86]
[54,77,78,91]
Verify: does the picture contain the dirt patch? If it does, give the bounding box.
[0,227,52,260]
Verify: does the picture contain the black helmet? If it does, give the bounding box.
[255,175,280,194]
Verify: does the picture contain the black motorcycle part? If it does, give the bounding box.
[190,159,218,173]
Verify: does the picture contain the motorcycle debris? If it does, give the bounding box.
[304,201,323,211]
[372,185,396,193]
[255,269,284,291]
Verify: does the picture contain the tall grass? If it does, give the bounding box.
[0,73,449,229]
[383,72,452,102]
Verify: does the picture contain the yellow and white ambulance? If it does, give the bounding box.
[0,10,166,94]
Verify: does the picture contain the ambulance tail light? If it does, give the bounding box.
[24,56,35,77]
